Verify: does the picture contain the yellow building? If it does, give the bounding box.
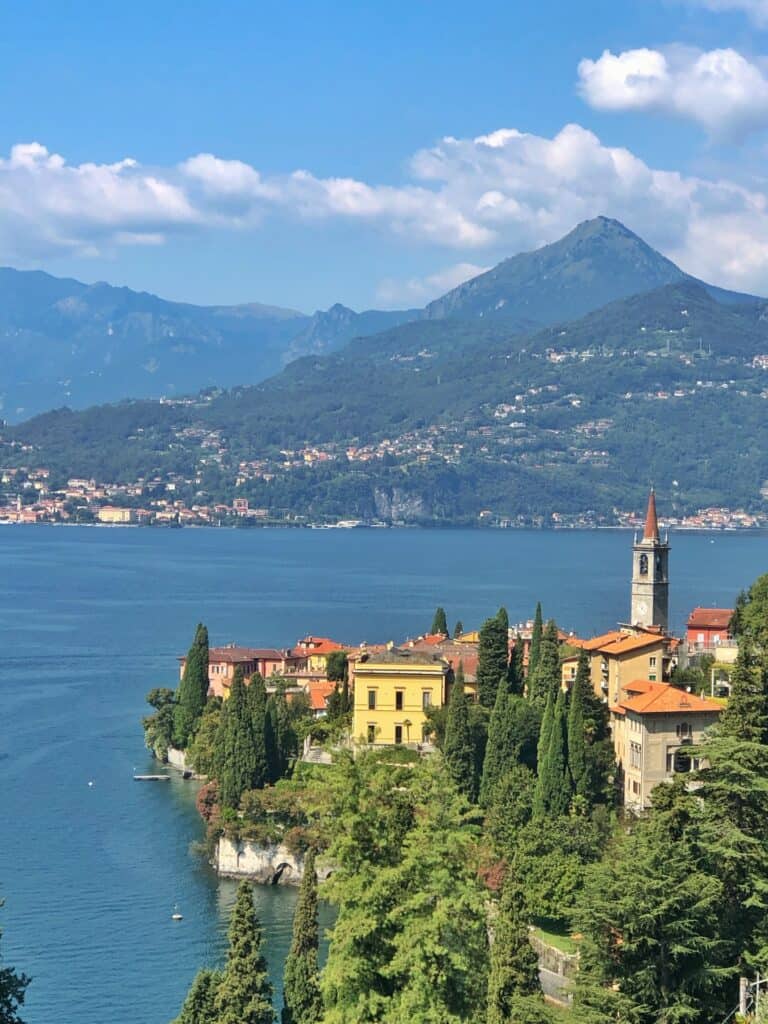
[352,648,450,748]
[97,506,135,524]
[292,636,347,675]
[562,630,668,706]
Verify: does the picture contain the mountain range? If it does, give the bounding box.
[4,217,768,523]
[2,216,758,423]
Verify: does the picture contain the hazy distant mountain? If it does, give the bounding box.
[422,216,755,325]
[282,302,419,363]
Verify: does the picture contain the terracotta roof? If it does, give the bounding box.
[294,636,347,655]
[571,630,627,652]
[181,646,285,664]
[687,607,733,630]
[643,489,660,542]
[602,633,665,655]
[617,681,721,715]
[307,680,337,711]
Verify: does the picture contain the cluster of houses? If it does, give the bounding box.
[177,493,737,812]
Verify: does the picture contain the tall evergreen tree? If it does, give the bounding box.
[534,687,571,818]
[486,875,547,1024]
[569,648,612,809]
[216,670,259,809]
[173,623,210,748]
[528,603,543,678]
[444,673,478,801]
[265,696,281,785]
[246,672,268,790]
[567,659,589,801]
[719,639,768,744]
[527,619,560,707]
[477,608,510,708]
[282,850,322,1024]
[532,690,554,819]
[173,968,222,1024]
[480,684,511,807]
[453,620,464,639]
[431,607,448,636]
[214,881,275,1024]
[507,635,525,696]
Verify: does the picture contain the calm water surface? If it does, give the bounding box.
[1,524,766,1024]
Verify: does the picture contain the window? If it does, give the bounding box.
[676,721,692,740]
[367,725,376,744]
[649,656,657,668]
[639,553,648,575]
[394,725,403,745]
[667,749,692,774]
[367,689,376,710]
[629,742,642,769]
[395,690,404,711]
[649,674,657,682]
[422,690,432,709]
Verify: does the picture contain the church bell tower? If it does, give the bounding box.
[631,489,669,632]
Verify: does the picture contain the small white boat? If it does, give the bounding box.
[171,905,183,921]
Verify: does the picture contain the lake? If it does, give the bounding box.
[0,524,765,1024]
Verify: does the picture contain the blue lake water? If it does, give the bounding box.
[0,524,766,1024]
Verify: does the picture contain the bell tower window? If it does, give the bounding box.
[639,553,648,576]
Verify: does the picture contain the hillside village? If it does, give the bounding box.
[169,493,737,812]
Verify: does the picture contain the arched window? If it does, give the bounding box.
[639,553,648,575]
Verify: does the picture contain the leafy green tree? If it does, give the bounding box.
[443,675,478,801]
[173,968,222,1024]
[486,764,536,853]
[430,607,448,636]
[477,609,509,708]
[266,693,296,784]
[173,624,210,749]
[142,686,177,760]
[282,850,322,1024]
[527,619,560,707]
[453,620,464,639]
[732,572,768,649]
[534,688,571,819]
[186,698,222,776]
[487,875,547,1024]
[0,904,29,1024]
[528,603,543,678]
[213,881,275,1024]
[574,783,733,1024]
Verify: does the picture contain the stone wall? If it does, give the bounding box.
[215,836,333,886]
[166,747,188,771]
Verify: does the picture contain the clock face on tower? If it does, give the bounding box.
[635,600,648,620]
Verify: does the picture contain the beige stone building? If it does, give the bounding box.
[611,681,721,810]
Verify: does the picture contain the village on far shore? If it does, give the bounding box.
[178,491,736,812]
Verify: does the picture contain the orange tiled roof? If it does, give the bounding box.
[307,680,337,711]
[294,636,347,655]
[571,630,626,651]
[602,633,666,655]
[617,681,721,715]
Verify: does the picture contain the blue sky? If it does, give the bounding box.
[2,0,768,310]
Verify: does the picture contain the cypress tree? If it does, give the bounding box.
[534,687,572,818]
[217,670,259,809]
[527,619,560,707]
[444,672,478,801]
[265,696,281,785]
[487,874,545,1024]
[477,608,510,708]
[246,673,268,789]
[431,606,448,636]
[528,603,543,678]
[532,690,554,818]
[507,635,525,696]
[173,623,210,748]
[281,850,322,1024]
[480,684,511,807]
[213,881,275,1024]
[173,968,222,1024]
[567,654,589,801]
[454,620,464,639]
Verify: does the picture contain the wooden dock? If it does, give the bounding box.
[133,774,171,782]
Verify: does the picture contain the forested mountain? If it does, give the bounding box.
[4,217,768,524]
[2,216,757,423]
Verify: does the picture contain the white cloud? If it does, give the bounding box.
[682,0,768,25]
[578,46,768,140]
[3,127,768,295]
[376,262,490,306]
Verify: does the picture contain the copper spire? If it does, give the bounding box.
[643,488,660,542]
